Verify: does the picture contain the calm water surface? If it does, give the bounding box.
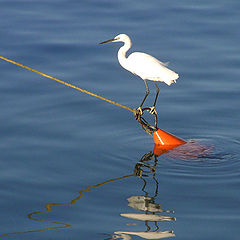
[0,0,239,239]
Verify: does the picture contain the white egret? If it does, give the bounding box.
[99,34,179,117]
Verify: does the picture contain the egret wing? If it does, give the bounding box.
[127,52,178,85]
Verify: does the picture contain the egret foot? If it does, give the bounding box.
[134,107,143,120]
[148,106,157,115]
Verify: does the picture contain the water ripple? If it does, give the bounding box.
[159,135,240,178]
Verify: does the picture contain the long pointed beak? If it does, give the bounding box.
[99,38,115,45]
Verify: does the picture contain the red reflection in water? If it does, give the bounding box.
[154,140,213,159]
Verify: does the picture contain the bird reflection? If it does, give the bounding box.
[111,151,175,240]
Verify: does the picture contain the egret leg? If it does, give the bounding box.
[149,82,159,115]
[140,79,149,107]
[153,82,159,107]
[134,80,149,119]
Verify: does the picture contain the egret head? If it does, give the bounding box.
[99,34,131,45]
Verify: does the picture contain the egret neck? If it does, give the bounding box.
[117,36,132,72]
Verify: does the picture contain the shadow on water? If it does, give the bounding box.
[0,148,179,239]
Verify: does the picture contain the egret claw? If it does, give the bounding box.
[137,107,143,115]
[134,107,143,120]
[148,106,157,115]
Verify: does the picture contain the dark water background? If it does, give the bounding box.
[0,0,239,239]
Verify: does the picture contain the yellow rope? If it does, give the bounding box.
[0,55,134,113]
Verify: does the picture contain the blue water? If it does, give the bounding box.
[1,0,240,239]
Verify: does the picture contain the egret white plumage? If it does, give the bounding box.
[99,34,179,117]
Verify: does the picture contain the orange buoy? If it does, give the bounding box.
[153,128,186,146]
[153,129,187,156]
